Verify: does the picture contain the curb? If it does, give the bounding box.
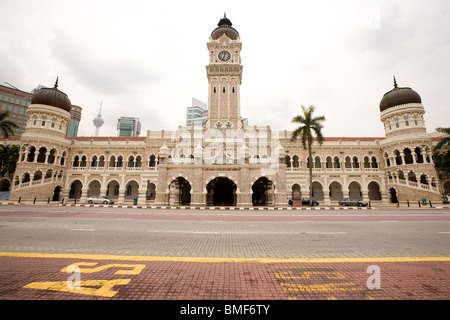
[2,202,449,210]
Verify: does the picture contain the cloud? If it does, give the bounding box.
[49,32,161,95]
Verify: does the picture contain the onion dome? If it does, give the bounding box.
[31,77,72,112]
[379,77,422,112]
[211,13,239,40]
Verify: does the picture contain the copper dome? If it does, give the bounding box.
[211,14,239,40]
[31,78,72,112]
[379,77,421,112]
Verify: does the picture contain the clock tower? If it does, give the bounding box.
[206,14,244,129]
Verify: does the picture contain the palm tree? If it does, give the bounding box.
[0,144,19,181]
[432,127,450,202]
[291,105,326,205]
[433,127,450,152]
[0,111,19,138]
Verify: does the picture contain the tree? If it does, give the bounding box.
[433,127,450,151]
[0,111,19,138]
[291,105,326,205]
[433,127,450,202]
[0,144,19,182]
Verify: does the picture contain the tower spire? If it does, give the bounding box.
[54,76,59,89]
[98,100,102,117]
[393,76,398,88]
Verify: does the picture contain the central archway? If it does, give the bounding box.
[206,177,237,206]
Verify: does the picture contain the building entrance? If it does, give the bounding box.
[169,177,191,206]
[252,177,274,206]
[206,177,236,206]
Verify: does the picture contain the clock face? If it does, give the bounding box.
[218,51,231,62]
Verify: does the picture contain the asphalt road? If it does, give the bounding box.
[0,205,449,259]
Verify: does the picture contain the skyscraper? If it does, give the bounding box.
[117,116,141,137]
[186,98,207,126]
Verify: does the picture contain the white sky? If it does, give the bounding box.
[1,0,449,137]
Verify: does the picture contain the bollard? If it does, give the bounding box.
[418,201,421,207]
[61,198,64,205]
[429,200,433,208]
[407,200,410,207]
[18,197,21,204]
[33,197,36,204]
[74,198,77,205]
[47,197,50,204]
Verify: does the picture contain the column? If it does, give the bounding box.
[118,187,125,204]
[400,152,405,165]
[137,186,147,206]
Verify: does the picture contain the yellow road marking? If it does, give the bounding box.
[281,282,363,292]
[1,252,449,263]
[275,271,346,280]
[24,279,131,297]
[60,262,146,275]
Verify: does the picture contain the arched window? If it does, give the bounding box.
[403,148,413,164]
[60,151,67,166]
[80,156,87,167]
[414,147,424,163]
[326,156,333,169]
[149,155,156,167]
[352,156,359,168]
[98,155,105,167]
[135,155,142,167]
[91,156,98,167]
[110,155,116,168]
[73,155,80,167]
[384,152,390,167]
[292,155,299,168]
[128,155,135,168]
[408,171,417,182]
[345,156,352,169]
[117,156,123,167]
[314,156,321,169]
[394,150,402,165]
[285,155,291,168]
[333,156,340,169]
[27,146,36,162]
[48,149,56,164]
[371,156,378,168]
[37,147,47,163]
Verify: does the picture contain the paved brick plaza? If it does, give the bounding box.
[0,253,448,300]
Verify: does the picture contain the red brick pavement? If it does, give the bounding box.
[0,254,448,300]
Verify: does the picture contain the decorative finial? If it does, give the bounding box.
[54,76,59,89]
[393,76,398,88]
[224,11,227,18]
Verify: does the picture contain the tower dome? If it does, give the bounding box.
[211,13,239,40]
[31,77,72,112]
[379,77,422,112]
